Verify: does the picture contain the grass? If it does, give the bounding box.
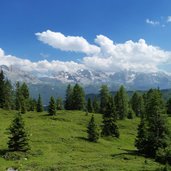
[0,109,163,171]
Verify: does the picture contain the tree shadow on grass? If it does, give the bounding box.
[0,149,8,156]
[111,148,140,159]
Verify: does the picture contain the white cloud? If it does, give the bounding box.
[35,30,100,55]
[167,16,171,23]
[146,19,160,26]
[0,32,171,75]
[0,48,84,75]
[83,37,171,73]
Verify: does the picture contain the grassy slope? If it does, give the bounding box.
[0,109,163,171]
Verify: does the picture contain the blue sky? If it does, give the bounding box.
[0,0,171,73]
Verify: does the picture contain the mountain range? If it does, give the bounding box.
[1,64,171,104]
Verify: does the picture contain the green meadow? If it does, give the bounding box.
[0,109,164,171]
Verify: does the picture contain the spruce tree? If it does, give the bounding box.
[4,80,13,110]
[65,84,73,110]
[36,94,43,112]
[101,96,119,138]
[114,85,128,119]
[87,115,99,142]
[135,89,170,157]
[135,113,148,154]
[0,70,5,108]
[93,96,99,113]
[99,85,110,114]
[87,98,93,113]
[56,97,63,110]
[15,82,21,111]
[131,92,145,117]
[72,84,85,110]
[48,96,56,116]
[8,113,30,152]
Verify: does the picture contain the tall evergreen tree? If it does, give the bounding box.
[114,85,128,119]
[48,96,56,116]
[72,84,85,110]
[0,70,5,108]
[99,85,110,114]
[87,98,93,113]
[135,89,170,157]
[15,82,21,111]
[8,113,30,152]
[65,84,73,110]
[101,96,119,138]
[36,94,44,112]
[87,115,99,142]
[4,80,13,110]
[135,113,148,154]
[56,97,63,110]
[93,96,99,113]
[131,92,144,117]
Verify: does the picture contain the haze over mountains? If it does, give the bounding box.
[1,64,171,98]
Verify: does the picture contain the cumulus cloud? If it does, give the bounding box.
[83,37,171,72]
[36,30,100,55]
[0,48,84,75]
[146,19,160,26]
[0,32,171,75]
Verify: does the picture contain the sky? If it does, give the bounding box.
[0,0,171,74]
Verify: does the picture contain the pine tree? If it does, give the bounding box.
[72,84,85,110]
[48,96,56,116]
[99,85,110,114]
[65,84,73,110]
[87,98,93,113]
[101,96,119,138]
[127,107,135,119]
[0,70,5,108]
[36,94,43,112]
[135,113,148,154]
[56,97,63,110]
[87,115,99,142]
[114,85,128,119]
[15,82,21,111]
[93,96,99,113]
[8,113,30,152]
[135,89,170,157]
[4,80,13,110]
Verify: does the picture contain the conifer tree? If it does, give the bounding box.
[36,94,43,112]
[8,113,30,152]
[93,96,99,113]
[131,92,145,117]
[87,98,93,113]
[87,115,99,142]
[101,96,119,138]
[0,70,5,108]
[135,113,148,154]
[127,107,135,119]
[114,85,128,119]
[15,82,21,111]
[65,84,73,110]
[48,96,56,116]
[56,97,63,110]
[4,80,13,110]
[72,84,85,110]
[135,89,170,157]
[99,85,110,114]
